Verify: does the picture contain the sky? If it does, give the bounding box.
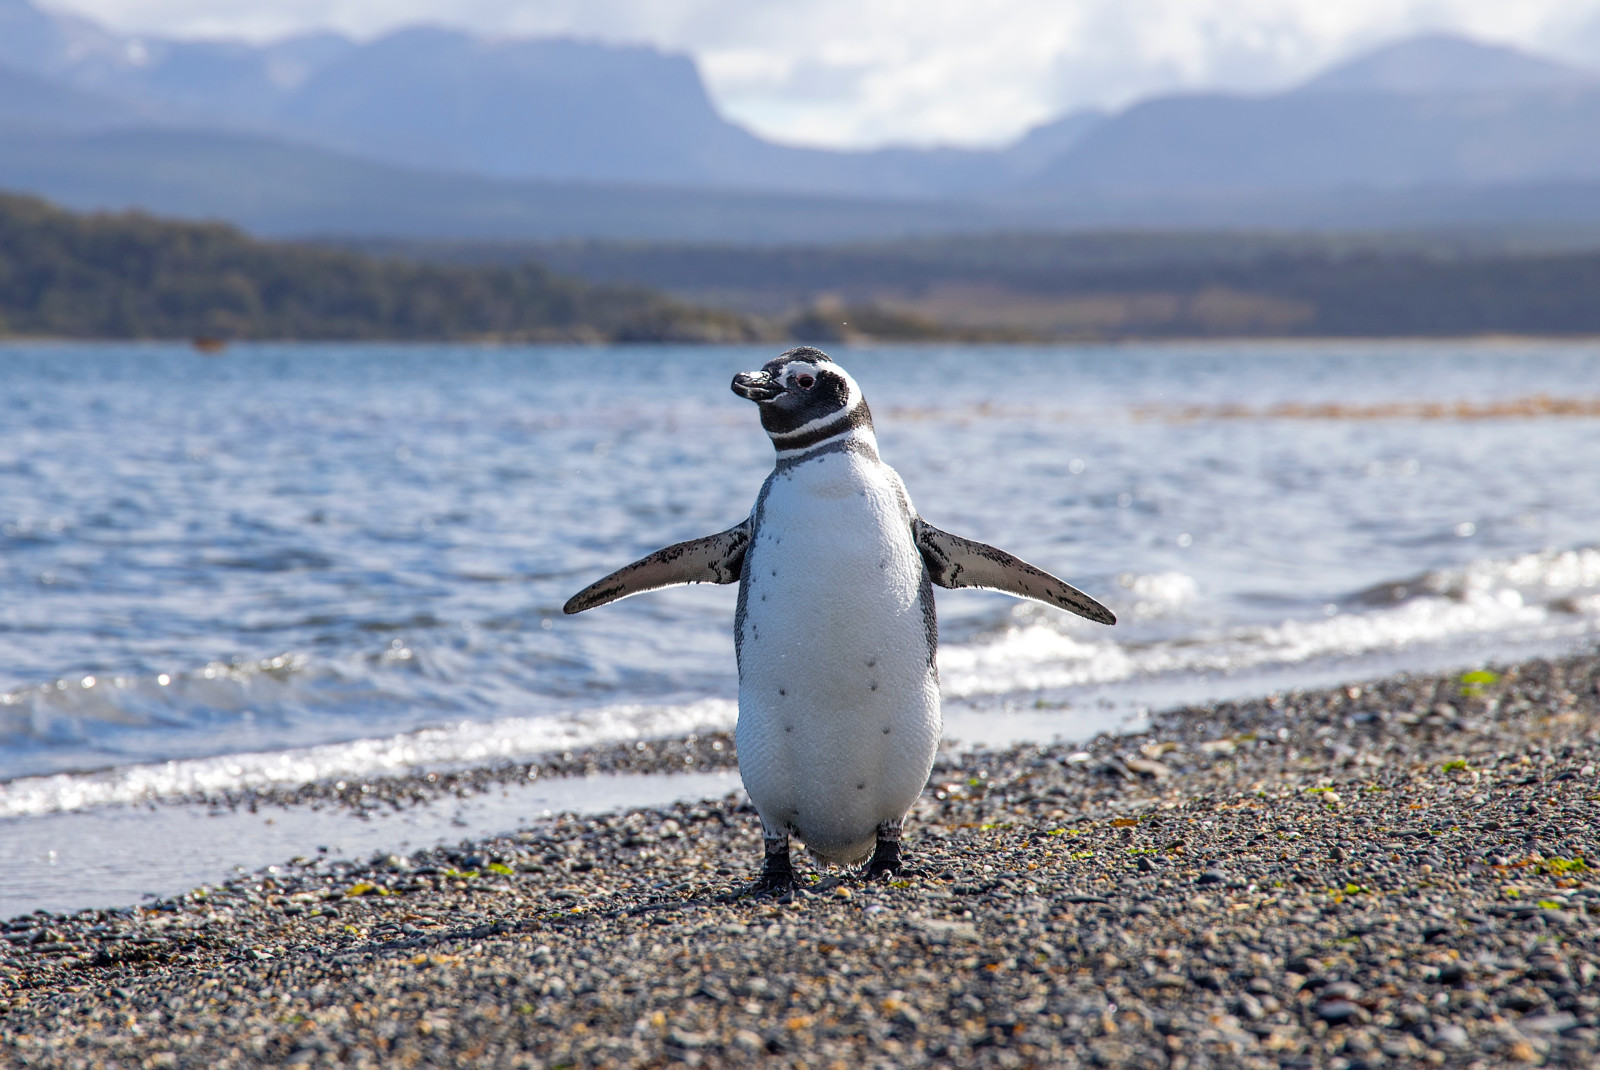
[45,0,1600,149]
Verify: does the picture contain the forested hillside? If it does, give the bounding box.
[11,190,1600,344]
[0,193,760,342]
[407,231,1600,340]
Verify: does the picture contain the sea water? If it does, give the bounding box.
[2,340,1598,913]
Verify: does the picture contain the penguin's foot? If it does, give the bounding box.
[865,839,903,880]
[748,839,798,897]
[865,821,905,880]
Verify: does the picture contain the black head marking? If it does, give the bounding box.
[771,345,833,369]
[730,347,873,452]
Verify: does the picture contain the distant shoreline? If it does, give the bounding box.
[11,191,1600,347]
[5,332,1600,346]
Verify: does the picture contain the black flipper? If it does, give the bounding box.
[912,518,1116,625]
[562,520,751,615]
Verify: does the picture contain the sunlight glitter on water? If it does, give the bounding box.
[1,339,1598,794]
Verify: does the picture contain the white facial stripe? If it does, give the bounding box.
[769,405,849,443]
[767,367,862,443]
[774,422,878,461]
[778,361,818,387]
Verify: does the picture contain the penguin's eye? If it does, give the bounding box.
[795,374,815,389]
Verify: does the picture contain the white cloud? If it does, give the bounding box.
[43,0,1600,148]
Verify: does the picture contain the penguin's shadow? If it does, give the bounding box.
[713,864,930,904]
[332,863,934,960]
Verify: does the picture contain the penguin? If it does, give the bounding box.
[564,347,1114,892]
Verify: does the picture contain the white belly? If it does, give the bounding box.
[734,450,941,864]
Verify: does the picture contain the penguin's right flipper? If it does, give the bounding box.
[562,520,752,614]
[912,518,1116,625]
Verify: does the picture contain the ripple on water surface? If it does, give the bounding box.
[1,340,1598,794]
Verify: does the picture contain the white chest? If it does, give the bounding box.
[733,447,941,862]
[740,450,927,664]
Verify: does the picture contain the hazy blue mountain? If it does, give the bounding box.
[1022,35,1600,196]
[88,34,357,123]
[5,0,1600,237]
[377,33,701,175]
[0,0,124,81]
[0,0,1089,197]
[1003,111,1109,175]
[1297,33,1598,95]
[7,119,1600,244]
[197,27,766,185]
[1025,87,1600,193]
[0,61,183,132]
[234,27,1098,194]
[0,122,1028,241]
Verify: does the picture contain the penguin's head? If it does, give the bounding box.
[731,347,874,452]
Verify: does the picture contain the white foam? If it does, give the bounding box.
[1116,570,1200,618]
[7,546,1596,820]
[939,547,1600,699]
[0,698,737,819]
[1459,546,1600,595]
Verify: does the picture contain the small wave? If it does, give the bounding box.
[0,652,302,742]
[988,570,1197,640]
[1116,570,1199,618]
[0,652,344,749]
[1353,546,1600,606]
[0,698,737,819]
[939,545,1600,698]
[0,640,524,760]
[7,546,1595,817]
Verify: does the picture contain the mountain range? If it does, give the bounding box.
[3,0,1600,240]
[0,0,1063,198]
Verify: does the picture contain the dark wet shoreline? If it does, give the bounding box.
[177,730,744,817]
[3,650,1599,1068]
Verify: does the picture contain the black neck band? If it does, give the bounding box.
[768,401,873,453]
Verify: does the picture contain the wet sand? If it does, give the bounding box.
[3,650,1599,1068]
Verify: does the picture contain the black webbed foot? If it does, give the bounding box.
[747,834,798,897]
[865,840,902,880]
[865,819,905,880]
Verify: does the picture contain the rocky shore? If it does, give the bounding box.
[3,650,1599,1069]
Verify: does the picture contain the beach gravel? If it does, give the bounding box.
[3,651,1599,1068]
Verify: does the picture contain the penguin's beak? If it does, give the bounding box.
[731,371,783,402]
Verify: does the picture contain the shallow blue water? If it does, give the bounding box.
[2,340,1599,812]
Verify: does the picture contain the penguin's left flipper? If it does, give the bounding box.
[562,519,752,614]
[912,519,1116,626]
